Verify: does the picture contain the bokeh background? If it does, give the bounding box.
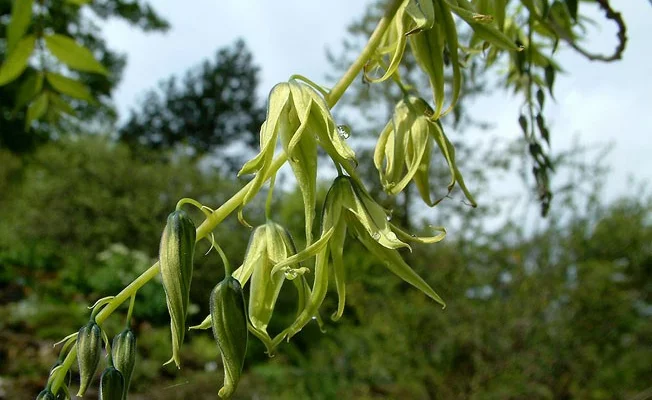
[1,1,650,399]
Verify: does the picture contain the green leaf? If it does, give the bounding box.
[0,35,36,86]
[48,92,76,116]
[7,0,34,54]
[518,114,528,135]
[25,91,49,128]
[564,0,578,21]
[46,72,96,103]
[66,0,92,5]
[44,34,109,75]
[545,64,556,98]
[13,70,43,111]
[536,113,550,145]
[536,88,545,110]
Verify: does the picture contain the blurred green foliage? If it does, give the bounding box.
[0,0,169,153]
[0,136,649,399]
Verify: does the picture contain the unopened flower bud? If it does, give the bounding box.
[112,329,136,399]
[76,321,102,396]
[210,276,248,399]
[159,209,196,368]
[99,366,125,400]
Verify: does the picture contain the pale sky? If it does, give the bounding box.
[102,1,652,222]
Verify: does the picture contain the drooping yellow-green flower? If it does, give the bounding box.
[374,95,476,207]
[238,80,356,243]
[273,176,447,340]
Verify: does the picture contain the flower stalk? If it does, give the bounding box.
[48,0,406,394]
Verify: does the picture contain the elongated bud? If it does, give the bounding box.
[36,389,55,400]
[159,209,196,368]
[210,276,248,399]
[99,366,125,400]
[76,321,102,396]
[112,329,136,399]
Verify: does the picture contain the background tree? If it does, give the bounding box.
[0,0,169,153]
[118,39,266,170]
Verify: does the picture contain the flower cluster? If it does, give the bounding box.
[40,0,527,398]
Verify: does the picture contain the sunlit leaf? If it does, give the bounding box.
[13,70,43,112]
[0,35,36,86]
[7,0,34,54]
[46,72,96,103]
[25,91,49,128]
[44,34,109,75]
[48,92,76,116]
[66,0,93,5]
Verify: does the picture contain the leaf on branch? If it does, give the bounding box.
[44,34,109,75]
[13,71,43,112]
[7,0,34,54]
[25,91,49,129]
[66,0,93,6]
[46,72,97,103]
[0,35,36,86]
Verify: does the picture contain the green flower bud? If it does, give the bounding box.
[36,389,55,400]
[99,366,125,400]
[159,209,196,368]
[210,276,248,399]
[76,321,102,396]
[111,329,136,399]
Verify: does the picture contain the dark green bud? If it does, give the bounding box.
[76,321,102,396]
[112,329,136,399]
[159,209,196,368]
[210,276,248,399]
[99,366,125,400]
[36,389,55,400]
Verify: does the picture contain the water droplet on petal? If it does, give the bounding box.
[387,232,397,241]
[337,125,351,139]
[386,209,394,221]
[311,316,317,320]
[372,232,381,241]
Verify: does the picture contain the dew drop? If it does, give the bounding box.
[386,209,394,221]
[372,232,381,241]
[387,232,397,241]
[337,125,351,139]
[311,316,317,320]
